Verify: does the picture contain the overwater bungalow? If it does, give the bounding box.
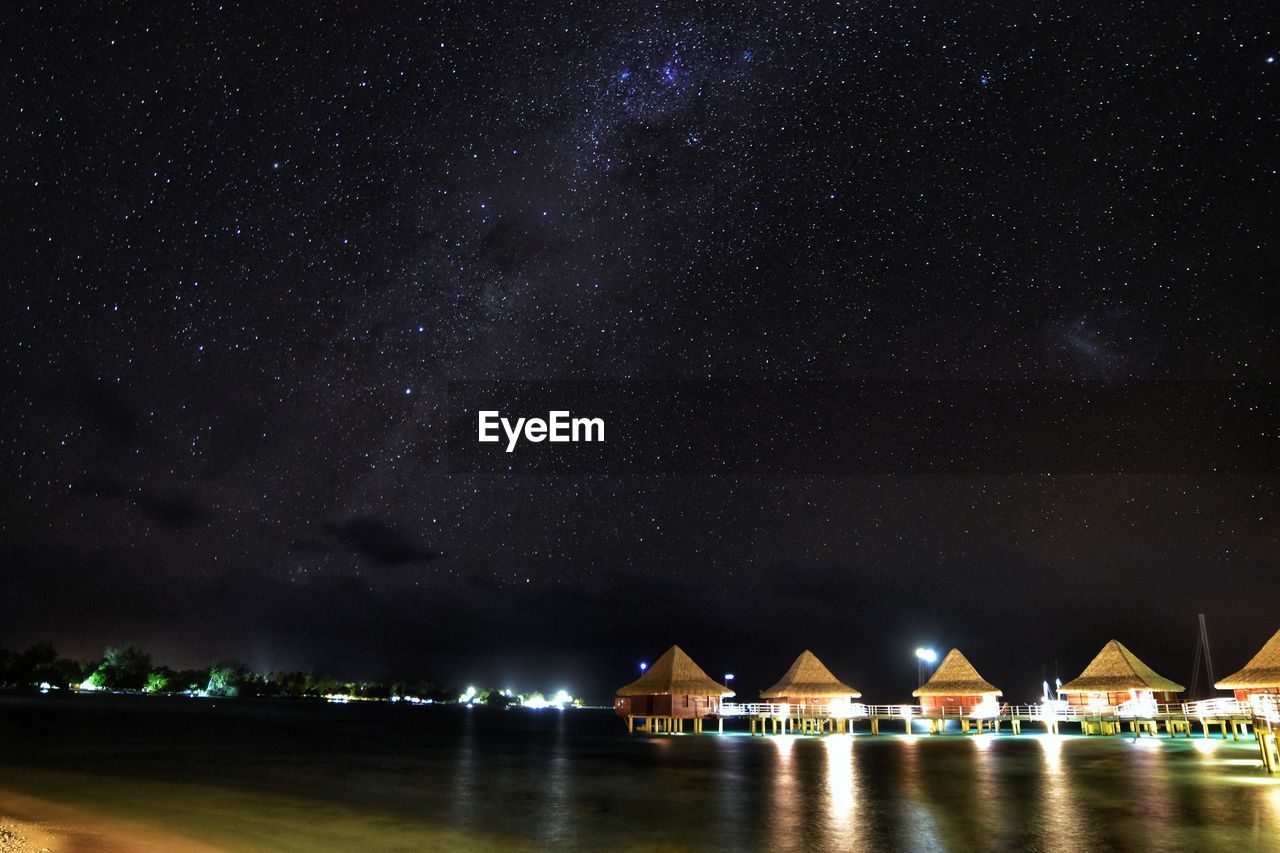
[912,648,1001,728]
[1059,639,1183,718]
[1216,628,1280,773]
[761,650,861,708]
[759,650,860,733]
[1215,628,1280,702]
[614,645,734,733]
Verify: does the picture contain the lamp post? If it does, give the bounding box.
[725,673,735,688]
[915,648,937,688]
[639,662,648,673]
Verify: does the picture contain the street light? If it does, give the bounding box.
[915,648,937,688]
[639,662,648,672]
[725,673,735,686]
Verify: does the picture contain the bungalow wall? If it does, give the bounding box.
[614,694,721,718]
[918,695,990,715]
[1062,689,1177,712]
[1231,686,1280,703]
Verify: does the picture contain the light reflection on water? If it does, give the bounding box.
[1038,734,1084,843]
[895,734,946,850]
[2,697,1279,850]
[767,735,804,850]
[539,711,571,845]
[823,735,856,841]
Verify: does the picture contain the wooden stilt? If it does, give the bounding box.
[1258,731,1278,773]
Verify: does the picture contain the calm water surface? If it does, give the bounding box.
[1,693,1278,851]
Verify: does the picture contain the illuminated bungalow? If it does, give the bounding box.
[912,649,1001,730]
[1059,639,1183,717]
[760,650,861,733]
[1218,629,1280,773]
[614,645,735,734]
[1216,628,1280,703]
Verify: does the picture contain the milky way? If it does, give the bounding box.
[2,2,1278,699]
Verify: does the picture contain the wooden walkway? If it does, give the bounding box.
[616,695,1280,772]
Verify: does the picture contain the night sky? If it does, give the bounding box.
[3,2,1278,702]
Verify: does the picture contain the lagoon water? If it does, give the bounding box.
[1,692,1278,851]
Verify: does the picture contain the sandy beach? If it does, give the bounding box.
[0,790,217,853]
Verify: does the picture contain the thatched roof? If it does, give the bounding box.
[1060,640,1184,694]
[760,650,861,699]
[912,649,1000,697]
[616,645,735,697]
[1216,628,1280,689]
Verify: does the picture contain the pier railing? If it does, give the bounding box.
[720,702,1087,721]
[1250,694,1280,725]
[717,698,1265,722]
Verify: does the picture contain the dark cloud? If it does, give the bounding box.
[78,475,207,529]
[322,517,440,566]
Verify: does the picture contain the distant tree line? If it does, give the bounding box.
[0,642,466,703]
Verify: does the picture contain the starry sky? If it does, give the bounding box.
[2,2,1278,701]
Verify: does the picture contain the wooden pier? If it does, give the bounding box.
[705,696,1279,760]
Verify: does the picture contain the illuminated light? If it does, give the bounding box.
[459,685,477,704]
[915,648,938,663]
[1192,738,1218,755]
[78,679,99,692]
[973,698,1000,719]
[1116,695,1157,719]
[639,662,648,672]
[524,695,549,709]
[551,689,574,708]
[1038,699,1067,721]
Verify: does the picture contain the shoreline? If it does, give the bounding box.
[0,790,217,853]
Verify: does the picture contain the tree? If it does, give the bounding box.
[18,642,59,686]
[174,668,210,693]
[206,661,248,697]
[144,669,177,693]
[53,658,90,688]
[89,646,153,691]
[0,649,15,685]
